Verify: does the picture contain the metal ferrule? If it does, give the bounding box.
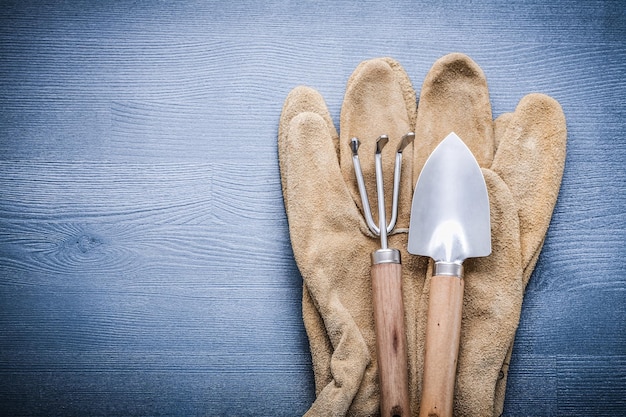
[434,261,464,278]
[372,248,401,265]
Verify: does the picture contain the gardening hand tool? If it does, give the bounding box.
[408,132,491,417]
[351,133,413,417]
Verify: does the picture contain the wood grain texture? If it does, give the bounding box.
[419,276,464,417]
[371,262,411,417]
[0,0,625,415]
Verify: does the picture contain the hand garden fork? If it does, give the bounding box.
[351,132,414,417]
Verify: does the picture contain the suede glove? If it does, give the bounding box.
[279,58,424,416]
[278,53,566,416]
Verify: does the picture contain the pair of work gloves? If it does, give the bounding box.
[278,53,566,416]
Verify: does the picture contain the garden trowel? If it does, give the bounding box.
[408,132,491,417]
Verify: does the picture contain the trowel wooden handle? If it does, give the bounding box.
[371,262,411,417]
[419,274,464,417]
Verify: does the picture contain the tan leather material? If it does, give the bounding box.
[278,53,566,416]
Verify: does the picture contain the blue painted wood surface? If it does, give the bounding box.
[1,1,624,415]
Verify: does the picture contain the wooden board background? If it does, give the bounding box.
[1,0,624,415]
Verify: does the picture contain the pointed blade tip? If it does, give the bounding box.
[408,131,491,262]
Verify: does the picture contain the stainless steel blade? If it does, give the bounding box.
[407,132,491,263]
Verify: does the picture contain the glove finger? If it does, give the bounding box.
[491,93,567,286]
[489,96,565,415]
[414,53,495,183]
[339,57,416,230]
[278,86,366,239]
[279,86,336,209]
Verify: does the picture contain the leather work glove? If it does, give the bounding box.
[279,57,425,416]
[278,53,566,416]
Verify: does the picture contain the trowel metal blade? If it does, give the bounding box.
[407,132,491,263]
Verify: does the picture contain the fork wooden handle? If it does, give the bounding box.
[419,274,464,417]
[371,262,411,417]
